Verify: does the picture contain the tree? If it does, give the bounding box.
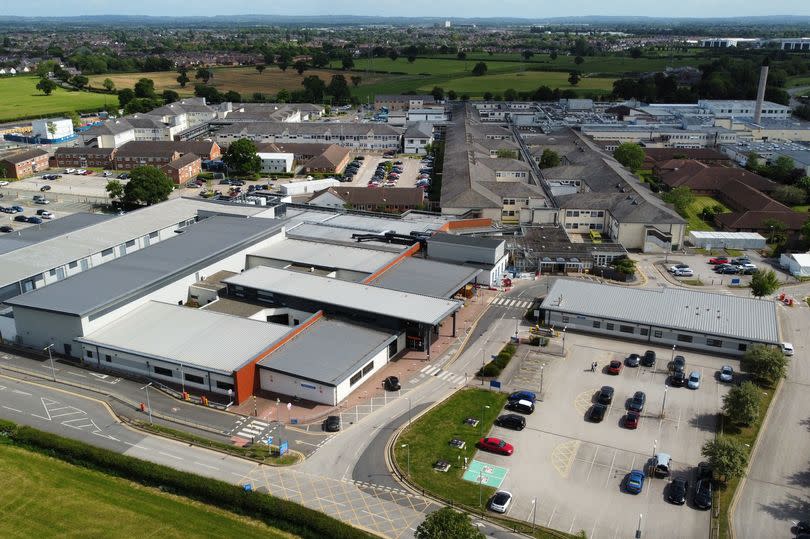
[539,148,561,169]
[567,71,581,86]
[105,179,124,200]
[294,60,308,76]
[301,75,326,103]
[745,152,761,172]
[252,92,265,102]
[255,64,266,75]
[471,62,488,77]
[277,59,290,72]
[456,51,467,61]
[224,90,241,102]
[762,218,788,244]
[35,77,57,96]
[123,166,173,206]
[574,56,585,65]
[613,142,646,170]
[223,138,261,177]
[311,52,329,68]
[483,91,493,101]
[70,75,89,89]
[521,50,534,61]
[341,56,354,71]
[722,381,761,426]
[701,438,748,483]
[629,47,643,59]
[35,60,57,78]
[407,55,417,63]
[161,89,180,104]
[770,155,796,183]
[195,67,212,84]
[117,88,136,108]
[741,343,789,386]
[750,269,780,298]
[549,50,558,61]
[133,78,156,99]
[663,186,695,216]
[102,78,115,92]
[802,218,810,244]
[388,49,399,62]
[772,185,806,206]
[447,89,458,100]
[503,88,518,101]
[350,75,362,87]
[176,72,190,88]
[414,507,482,539]
[431,86,445,101]
[124,98,161,115]
[276,88,291,103]
[327,75,351,105]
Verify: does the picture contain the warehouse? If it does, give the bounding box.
[541,279,780,356]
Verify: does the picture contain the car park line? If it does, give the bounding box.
[604,451,618,488]
[586,446,600,480]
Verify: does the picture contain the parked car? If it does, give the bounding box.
[495,414,525,431]
[506,399,534,415]
[667,476,689,505]
[10,205,23,213]
[597,386,615,405]
[641,350,656,368]
[0,207,13,213]
[653,453,672,478]
[715,265,739,274]
[625,470,645,494]
[0,180,8,186]
[671,355,686,374]
[587,403,607,423]
[35,198,50,205]
[697,461,713,482]
[731,257,752,266]
[674,268,694,277]
[625,353,641,367]
[628,391,646,413]
[781,342,794,356]
[323,415,341,432]
[687,370,702,389]
[694,479,713,510]
[0,226,13,233]
[26,216,42,224]
[489,491,513,513]
[624,411,639,429]
[670,371,687,387]
[13,215,28,222]
[607,359,623,375]
[668,264,689,273]
[64,168,76,174]
[36,210,53,219]
[508,390,537,403]
[39,185,52,192]
[719,365,734,383]
[478,437,514,456]
[383,376,401,391]
[709,256,729,265]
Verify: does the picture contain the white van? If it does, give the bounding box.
[781,342,794,356]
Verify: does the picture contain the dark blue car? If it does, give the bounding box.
[625,469,645,494]
[508,390,537,403]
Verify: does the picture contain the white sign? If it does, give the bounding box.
[286,402,292,410]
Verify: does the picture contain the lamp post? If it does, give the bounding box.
[530,497,537,533]
[140,382,153,424]
[180,362,185,393]
[405,396,412,426]
[44,344,55,382]
[401,443,410,477]
[480,404,490,435]
[562,325,568,354]
[670,344,676,362]
[661,386,668,419]
[636,513,643,539]
[540,363,545,397]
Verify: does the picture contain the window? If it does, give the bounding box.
[49,269,57,277]
[216,381,234,391]
[184,373,205,385]
[593,321,601,329]
[105,354,111,363]
[125,240,135,248]
[101,248,113,257]
[69,261,78,269]
[149,231,159,239]
[362,361,374,375]
[640,328,649,336]
[566,210,574,217]
[561,315,570,323]
[86,350,94,358]
[154,366,173,377]
[606,323,615,331]
[350,370,363,386]
[619,325,634,334]
[707,338,722,347]
[677,334,693,343]
[738,343,748,352]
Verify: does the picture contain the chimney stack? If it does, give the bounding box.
[753,61,769,125]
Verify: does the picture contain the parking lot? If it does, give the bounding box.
[344,154,428,189]
[474,333,732,538]
[637,250,794,288]
[7,170,123,199]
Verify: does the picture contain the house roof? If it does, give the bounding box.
[310,186,425,207]
[84,119,134,136]
[115,141,179,159]
[54,147,115,157]
[248,238,397,276]
[1,148,49,164]
[404,122,433,139]
[428,232,505,249]
[369,257,481,298]
[218,122,402,137]
[557,192,684,224]
[166,153,200,169]
[716,210,810,231]
[303,144,350,169]
[660,163,778,193]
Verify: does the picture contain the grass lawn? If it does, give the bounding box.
[683,195,731,232]
[791,204,810,213]
[0,443,295,538]
[786,76,810,89]
[0,76,111,122]
[330,57,527,76]
[417,71,615,97]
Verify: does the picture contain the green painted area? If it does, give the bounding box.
[0,444,294,538]
[0,76,110,122]
[462,459,509,488]
[683,195,730,232]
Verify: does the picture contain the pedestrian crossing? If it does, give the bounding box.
[491,297,533,309]
[408,364,467,386]
[230,418,275,442]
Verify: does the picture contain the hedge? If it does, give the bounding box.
[0,420,373,539]
[477,343,517,377]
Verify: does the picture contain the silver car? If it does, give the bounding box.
[719,365,734,383]
[687,370,701,389]
[489,490,512,513]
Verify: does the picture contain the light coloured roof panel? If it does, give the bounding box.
[225,266,462,325]
[77,301,291,374]
[371,257,481,298]
[542,279,779,344]
[285,223,407,252]
[249,238,396,274]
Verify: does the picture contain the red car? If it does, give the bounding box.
[709,257,729,265]
[624,411,640,429]
[478,437,514,456]
[607,360,623,375]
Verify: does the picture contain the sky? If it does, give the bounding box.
[1,0,809,18]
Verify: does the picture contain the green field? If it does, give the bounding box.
[0,76,111,122]
[0,444,294,538]
[684,195,730,232]
[419,71,615,96]
[786,76,810,89]
[330,57,527,76]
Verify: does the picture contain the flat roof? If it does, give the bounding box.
[688,231,766,240]
[224,266,462,326]
[542,279,779,344]
[370,257,481,298]
[8,216,284,318]
[0,198,269,289]
[0,213,112,256]
[77,301,291,375]
[286,222,407,252]
[258,317,396,386]
[429,232,504,250]
[249,238,396,275]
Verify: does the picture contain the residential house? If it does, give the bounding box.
[164,153,201,185]
[0,148,50,179]
[254,142,351,174]
[52,147,116,169]
[308,186,425,213]
[403,122,434,155]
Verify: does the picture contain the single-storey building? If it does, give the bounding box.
[779,252,810,277]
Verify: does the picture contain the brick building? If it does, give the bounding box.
[165,153,202,185]
[52,147,116,169]
[0,148,50,179]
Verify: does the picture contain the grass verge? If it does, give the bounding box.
[683,195,730,232]
[394,388,575,538]
[680,278,704,286]
[0,442,295,538]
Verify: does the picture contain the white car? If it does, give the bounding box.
[719,365,734,383]
[65,168,76,174]
[669,264,690,273]
[38,211,54,219]
[781,342,794,356]
[687,370,701,389]
[489,490,513,513]
[0,180,8,186]
[76,169,87,175]
[674,268,694,277]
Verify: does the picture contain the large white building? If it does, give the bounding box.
[31,118,73,140]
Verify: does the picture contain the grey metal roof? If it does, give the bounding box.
[258,317,397,386]
[249,238,397,275]
[224,266,463,325]
[370,257,481,298]
[429,232,505,249]
[285,222,407,252]
[0,213,112,256]
[542,279,779,344]
[77,301,291,374]
[7,216,284,318]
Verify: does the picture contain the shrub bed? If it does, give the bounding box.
[477,343,517,377]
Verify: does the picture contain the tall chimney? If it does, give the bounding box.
[753,61,769,125]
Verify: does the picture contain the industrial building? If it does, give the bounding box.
[540,280,780,356]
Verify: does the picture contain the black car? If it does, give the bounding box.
[696,461,713,482]
[383,376,401,391]
[694,479,713,510]
[13,215,27,222]
[323,415,341,432]
[218,179,231,185]
[587,403,607,422]
[667,476,689,505]
[628,391,646,413]
[642,350,656,367]
[597,386,615,405]
[716,265,738,274]
[670,371,687,387]
[40,185,51,191]
[625,353,641,367]
[0,226,12,233]
[495,413,526,431]
[506,399,534,414]
[671,355,686,374]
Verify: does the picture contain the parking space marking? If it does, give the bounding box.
[604,450,618,488]
[586,446,600,481]
[551,440,580,478]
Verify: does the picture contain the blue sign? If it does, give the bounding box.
[730,278,741,286]
[265,436,273,445]
[243,483,253,492]
[489,380,502,389]
[279,440,289,456]
[300,383,316,390]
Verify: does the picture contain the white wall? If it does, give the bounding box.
[258,368,338,406]
[334,345,391,403]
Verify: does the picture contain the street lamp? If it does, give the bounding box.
[530,497,537,533]
[636,513,643,539]
[140,382,153,424]
[44,344,55,382]
[562,325,568,354]
[179,362,185,393]
[405,396,412,426]
[480,405,490,434]
[540,363,545,397]
[661,386,668,419]
[670,344,676,362]
[401,443,410,477]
